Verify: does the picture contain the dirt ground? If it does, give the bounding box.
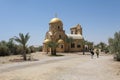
[0,52,120,80]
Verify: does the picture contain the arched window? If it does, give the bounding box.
[61,45,63,48]
[59,35,61,38]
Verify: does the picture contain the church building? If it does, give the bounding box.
[43,17,84,52]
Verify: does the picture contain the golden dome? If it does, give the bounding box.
[44,39,51,44]
[49,18,62,24]
[58,39,64,44]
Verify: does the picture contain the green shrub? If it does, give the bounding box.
[0,45,9,56]
[114,53,120,61]
[108,31,120,61]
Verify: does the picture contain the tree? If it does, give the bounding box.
[99,42,107,52]
[29,46,35,53]
[81,39,85,55]
[14,33,30,60]
[0,41,9,56]
[7,38,16,54]
[65,37,73,52]
[47,41,58,55]
[84,40,93,50]
[108,38,114,53]
[95,42,107,52]
[108,31,120,61]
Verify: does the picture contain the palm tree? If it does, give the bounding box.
[65,37,73,52]
[47,41,58,55]
[80,39,85,55]
[14,33,30,60]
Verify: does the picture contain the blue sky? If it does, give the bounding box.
[0,0,120,46]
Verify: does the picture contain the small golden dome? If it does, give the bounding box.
[44,39,51,44]
[58,39,64,44]
[49,18,62,24]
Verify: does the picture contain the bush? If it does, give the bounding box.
[29,46,35,53]
[0,45,9,56]
[14,45,23,55]
[114,53,120,61]
[108,31,120,61]
[38,46,43,51]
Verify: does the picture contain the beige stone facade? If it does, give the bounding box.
[43,17,84,52]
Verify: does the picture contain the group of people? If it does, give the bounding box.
[90,49,99,59]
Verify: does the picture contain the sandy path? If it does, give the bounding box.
[0,53,120,80]
[0,56,75,73]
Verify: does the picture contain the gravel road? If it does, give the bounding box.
[0,53,120,80]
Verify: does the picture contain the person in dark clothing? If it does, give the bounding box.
[90,49,94,59]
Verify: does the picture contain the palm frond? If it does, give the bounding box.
[14,33,30,47]
[14,36,22,44]
[25,33,30,44]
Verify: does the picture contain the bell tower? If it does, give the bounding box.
[70,24,82,35]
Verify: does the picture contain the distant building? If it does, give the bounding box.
[43,17,84,52]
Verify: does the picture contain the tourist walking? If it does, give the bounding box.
[90,49,94,59]
[96,49,99,58]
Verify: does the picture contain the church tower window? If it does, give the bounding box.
[59,35,61,38]
[71,31,73,34]
[58,26,60,29]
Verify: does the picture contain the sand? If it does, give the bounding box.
[0,52,120,80]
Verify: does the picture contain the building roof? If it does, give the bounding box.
[49,17,62,24]
[70,24,82,30]
[43,39,51,43]
[58,39,64,44]
[67,34,83,39]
